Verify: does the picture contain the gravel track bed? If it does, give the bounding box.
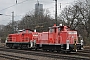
[0,47,90,60]
[78,49,90,53]
[0,47,63,60]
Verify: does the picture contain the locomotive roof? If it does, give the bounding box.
[23,29,34,32]
[49,25,70,29]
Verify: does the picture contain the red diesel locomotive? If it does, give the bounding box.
[6,24,83,52]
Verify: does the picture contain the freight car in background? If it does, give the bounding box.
[6,24,83,53]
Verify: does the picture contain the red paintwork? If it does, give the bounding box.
[7,25,78,45]
[37,25,78,44]
[7,30,34,43]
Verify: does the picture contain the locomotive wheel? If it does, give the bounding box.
[65,51,70,53]
[42,49,47,52]
[9,44,13,49]
[56,50,60,53]
[10,46,12,49]
[49,50,54,52]
[20,45,23,49]
[14,46,18,49]
[35,48,37,51]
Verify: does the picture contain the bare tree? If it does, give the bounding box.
[18,9,55,32]
[59,0,90,45]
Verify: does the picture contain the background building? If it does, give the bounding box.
[35,1,43,16]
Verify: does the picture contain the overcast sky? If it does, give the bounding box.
[0,0,77,25]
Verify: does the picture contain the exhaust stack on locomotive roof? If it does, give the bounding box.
[34,29,36,32]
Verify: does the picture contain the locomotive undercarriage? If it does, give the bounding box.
[6,42,35,49]
[38,44,83,52]
[6,42,83,53]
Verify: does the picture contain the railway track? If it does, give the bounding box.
[0,47,90,60]
[0,53,37,60]
[0,47,37,60]
[78,49,90,53]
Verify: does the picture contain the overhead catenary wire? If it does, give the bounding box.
[0,0,29,12]
[0,0,71,13]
